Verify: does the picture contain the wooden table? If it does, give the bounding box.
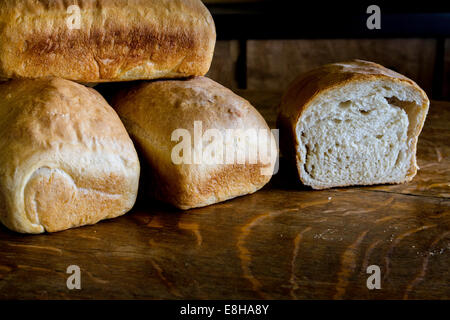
[0,91,449,300]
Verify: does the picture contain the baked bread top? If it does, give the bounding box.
[113,77,277,209]
[0,78,140,233]
[0,0,216,82]
[277,60,430,189]
[278,60,429,131]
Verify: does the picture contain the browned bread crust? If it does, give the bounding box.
[113,77,277,209]
[0,78,140,233]
[0,0,216,82]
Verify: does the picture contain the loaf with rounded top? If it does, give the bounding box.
[277,60,429,189]
[112,77,277,209]
[0,0,216,82]
[0,78,140,233]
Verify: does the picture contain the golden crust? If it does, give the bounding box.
[0,78,140,233]
[0,0,216,82]
[113,77,277,209]
[277,59,430,189]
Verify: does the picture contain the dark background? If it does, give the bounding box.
[202,0,450,100]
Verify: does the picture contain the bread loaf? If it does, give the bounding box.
[0,78,140,233]
[112,77,277,209]
[277,60,429,189]
[0,0,215,82]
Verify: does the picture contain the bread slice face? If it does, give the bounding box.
[278,60,430,189]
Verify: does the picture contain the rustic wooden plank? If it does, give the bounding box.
[0,187,448,299]
[444,38,450,100]
[247,39,437,95]
[0,96,448,300]
[234,89,280,127]
[206,40,240,89]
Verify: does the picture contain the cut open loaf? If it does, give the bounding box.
[277,60,430,189]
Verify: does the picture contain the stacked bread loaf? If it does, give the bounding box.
[0,1,429,234]
[0,0,277,233]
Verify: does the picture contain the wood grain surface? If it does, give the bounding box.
[0,92,449,300]
[206,40,240,89]
[247,39,437,94]
[444,38,450,99]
